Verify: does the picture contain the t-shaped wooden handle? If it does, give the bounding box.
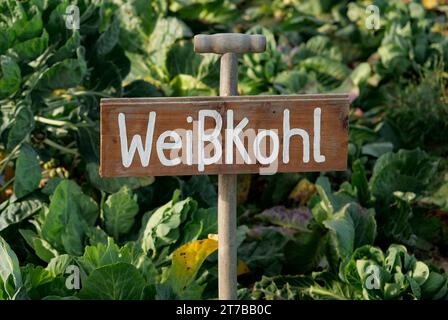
[194,32,266,301]
[194,33,266,54]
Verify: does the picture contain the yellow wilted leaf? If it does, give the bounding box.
[169,238,218,294]
[288,178,316,206]
[208,233,218,241]
[51,89,66,97]
[237,259,250,276]
[423,0,438,9]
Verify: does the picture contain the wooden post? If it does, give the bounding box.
[194,33,266,300]
[218,52,238,299]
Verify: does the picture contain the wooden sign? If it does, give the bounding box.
[100,94,349,177]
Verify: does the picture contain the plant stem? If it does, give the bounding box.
[0,177,14,193]
[0,144,21,173]
[73,91,114,98]
[35,116,78,130]
[43,139,78,155]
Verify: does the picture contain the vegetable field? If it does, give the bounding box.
[1,0,448,300]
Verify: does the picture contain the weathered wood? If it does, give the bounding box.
[194,33,266,54]
[99,96,349,177]
[218,173,237,300]
[218,52,238,300]
[102,93,349,104]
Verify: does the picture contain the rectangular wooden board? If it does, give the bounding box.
[100,94,349,177]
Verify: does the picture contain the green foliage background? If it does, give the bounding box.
[0,0,447,300]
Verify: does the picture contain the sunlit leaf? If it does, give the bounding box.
[168,237,218,297]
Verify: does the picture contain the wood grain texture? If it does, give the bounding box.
[102,93,348,104]
[100,95,349,177]
[194,33,266,54]
[218,52,238,300]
